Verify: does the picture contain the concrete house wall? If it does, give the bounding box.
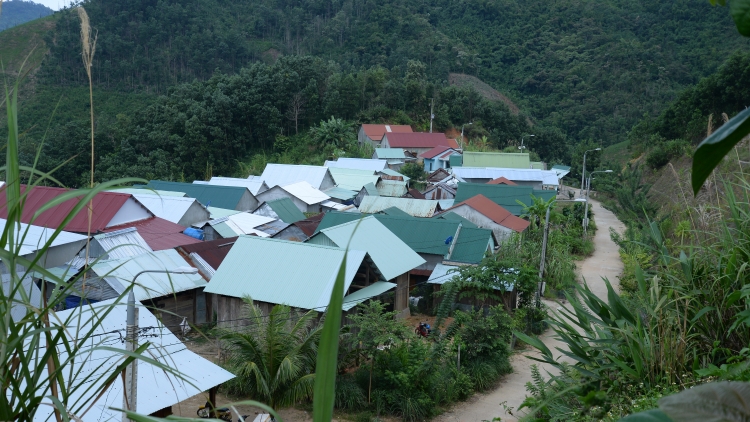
[179,201,211,227]
[237,190,260,211]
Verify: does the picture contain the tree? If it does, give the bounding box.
[517,195,558,230]
[286,92,306,135]
[400,162,427,181]
[221,298,322,409]
[309,116,356,149]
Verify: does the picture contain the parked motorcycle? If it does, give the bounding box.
[197,401,249,421]
[415,321,431,338]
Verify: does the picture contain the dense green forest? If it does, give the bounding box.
[0,0,51,31]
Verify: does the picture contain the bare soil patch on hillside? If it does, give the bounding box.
[449,73,520,115]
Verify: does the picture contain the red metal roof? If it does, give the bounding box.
[293,213,325,237]
[442,194,530,232]
[384,133,458,149]
[419,145,456,159]
[0,185,135,233]
[103,217,201,250]
[178,236,237,270]
[487,177,518,186]
[361,124,413,141]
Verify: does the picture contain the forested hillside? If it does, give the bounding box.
[0,0,52,31]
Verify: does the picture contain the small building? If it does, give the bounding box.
[325,158,387,172]
[272,213,324,242]
[402,188,425,200]
[551,165,571,179]
[177,236,238,280]
[427,168,452,184]
[199,213,276,240]
[196,176,270,195]
[427,263,518,312]
[103,217,201,250]
[453,183,557,215]
[307,216,426,315]
[204,236,396,324]
[359,124,413,147]
[260,164,335,191]
[132,194,210,227]
[358,196,441,217]
[2,218,88,269]
[380,132,459,157]
[324,186,358,204]
[252,197,306,224]
[452,167,559,189]
[487,177,518,186]
[354,182,379,208]
[253,219,291,237]
[255,181,330,213]
[35,299,234,420]
[419,145,461,172]
[421,182,456,200]
[376,180,408,197]
[327,167,381,192]
[377,169,410,183]
[0,186,153,234]
[462,151,531,169]
[372,148,409,170]
[147,180,258,211]
[438,194,530,243]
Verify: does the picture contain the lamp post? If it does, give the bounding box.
[580,147,602,196]
[538,198,586,301]
[582,170,613,237]
[519,134,534,151]
[122,267,199,422]
[460,122,473,150]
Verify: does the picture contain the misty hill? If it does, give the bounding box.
[0,0,52,31]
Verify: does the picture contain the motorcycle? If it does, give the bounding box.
[415,321,431,338]
[197,401,249,421]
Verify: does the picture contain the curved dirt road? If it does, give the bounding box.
[433,198,626,422]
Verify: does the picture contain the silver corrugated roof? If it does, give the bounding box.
[132,194,207,224]
[326,158,387,172]
[452,167,559,185]
[282,181,330,205]
[376,180,408,197]
[201,176,269,195]
[205,236,372,311]
[328,167,381,191]
[33,298,234,421]
[374,148,406,159]
[1,218,88,257]
[358,197,440,217]
[260,164,332,189]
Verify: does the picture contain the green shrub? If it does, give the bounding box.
[646,139,689,169]
[335,374,367,411]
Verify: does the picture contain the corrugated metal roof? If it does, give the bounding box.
[374,148,406,159]
[93,227,154,258]
[551,165,571,179]
[381,206,413,217]
[342,281,396,311]
[435,212,478,228]
[316,212,461,256]
[293,213,325,237]
[420,145,457,159]
[328,167,381,191]
[362,182,379,196]
[212,221,241,238]
[132,194,207,224]
[208,213,274,237]
[207,207,241,219]
[179,237,238,271]
[323,187,357,201]
[379,169,410,182]
[203,176,269,195]
[103,217,201,250]
[264,198,306,223]
[189,252,216,279]
[282,181,330,205]
[204,236,373,310]
[453,168,559,185]
[428,168,452,183]
[36,298,234,421]
[454,183,555,215]
[326,158,387,172]
[322,201,354,211]
[376,180,408,197]
[2,275,42,322]
[0,185,136,233]
[441,194,530,232]
[110,187,187,197]
[358,196,439,217]
[91,249,206,301]
[487,177,518,185]
[362,124,413,141]
[260,164,332,189]
[383,133,459,149]
[147,181,249,210]
[438,199,455,209]
[254,219,291,236]
[0,218,88,257]
[448,227,494,264]
[462,152,531,169]
[315,216,425,280]
[531,161,545,170]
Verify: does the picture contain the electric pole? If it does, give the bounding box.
[123,291,138,421]
[429,98,434,133]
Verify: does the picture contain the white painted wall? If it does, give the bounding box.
[106,198,153,227]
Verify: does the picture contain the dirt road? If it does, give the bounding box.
[432,197,626,422]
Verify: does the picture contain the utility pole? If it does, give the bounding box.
[538,205,551,301]
[580,148,601,196]
[123,291,138,421]
[429,98,434,133]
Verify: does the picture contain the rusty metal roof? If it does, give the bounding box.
[441,194,530,232]
[103,217,201,250]
[419,145,457,159]
[294,213,325,237]
[487,177,518,185]
[178,237,237,270]
[362,124,413,141]
[383,133,459,149]
[0,185,138,233]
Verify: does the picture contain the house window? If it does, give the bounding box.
[446,159,451,169]
[429,161,433,171]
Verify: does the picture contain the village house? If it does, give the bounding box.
[103,217,202,250]
[375,179,408,197]
[259,164,336,191]
[454,183,557,215]
[255,181,330,213]
[327,166,381,191]
[147,180,259,211]
[358,124,413,147]
[354,182,379,208]
[325,157,387,172]
[380,132,459,157]
[198,213,276,240]
[1,218,88,269]
[252,197,307,223]
[196,176,270,195]
[461,151,532,169]
[358,196,442,217]
[272,213,325,242]
[437,194,530,243]
[421,182,457,201]
[452,167,560,189]
[419,145,462,172]
[131,194,210,227]
[372,147,409,170]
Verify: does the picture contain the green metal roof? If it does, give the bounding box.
[449,227,494,264]
[462,152,530,169]
[381,206,413,217]
[212,221,239,238]
[316,212,462,256]
[362,182,379,196]
[359,196,439,217]
[312,216,425,280]
[450,154,463,167]
[454,183,555,215]
[374,148,406,159]
[530,161,545,170]
[379,169,410,182]
[376,180,407,197]
[323,187,357,202]
[204,236,380,310]
[266,198,306,223]
[435,212,478,228]
[342,281,397,311]
[328,167,380,191]
[147,180,247,209]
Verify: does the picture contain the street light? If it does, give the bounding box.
[583,170,613,237]
[538,198,586,301]
[459,122,473,150]
[122,267,199,421]
[580,147,602,196]
[519,134,534,150]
